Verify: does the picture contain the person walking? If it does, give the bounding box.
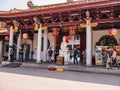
[10,48,14,62]
[19,47,24,62]
[73,48,79,65]
[48,47,53,63]
[82,49,86,65]
[111,48,117,69]
[106,47,112,69]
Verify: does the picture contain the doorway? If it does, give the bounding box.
[22,44,30,60]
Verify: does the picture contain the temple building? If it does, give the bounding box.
[0,0,120,66]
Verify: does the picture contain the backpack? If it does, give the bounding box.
[48,50,53,56]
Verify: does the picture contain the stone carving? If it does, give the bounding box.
[59,36,69,64]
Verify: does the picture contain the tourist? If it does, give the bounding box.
[10,48,14,62]
[73,47,79,65]
[77,45,81,63]
[82,49,86,65]
[106,47,112,69]
[19,47,24,62]
[111,48,117,69]
[48,47,53,63]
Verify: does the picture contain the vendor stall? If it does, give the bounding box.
[95,46,120,66]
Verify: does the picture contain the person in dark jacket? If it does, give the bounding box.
[48,47,53,63]
[10,48,14,62]
[19,47,24,62]
[106,47,112,69]
[73,48,79,65]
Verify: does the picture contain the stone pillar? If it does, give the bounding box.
[36,24,42,63]
[16,30,21,60]
[86,25,92,66]
[8,26,13,61]
[0,41,3,64]
[43,29,48,62]
[85,10,92,66]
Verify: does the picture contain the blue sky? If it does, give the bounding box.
[0,0,67,11]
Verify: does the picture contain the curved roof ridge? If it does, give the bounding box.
[0,0,109,14]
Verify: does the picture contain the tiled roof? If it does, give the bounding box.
[0,0,107,14]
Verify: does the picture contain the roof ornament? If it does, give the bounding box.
[0,21,8,33]
[27,0,34,9]
[33,17,40,31]
[80,10,98,28]
[86,10,90,19]
[33,17,40,24]
[12,20,19,33]
[85,10,91,25]
[0,21,6,29]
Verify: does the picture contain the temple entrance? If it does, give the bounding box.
[22,44,30,61]
[55,29,86,52]
[55,30,86,64]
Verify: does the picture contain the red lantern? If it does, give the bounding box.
[109,29,112,35]
[65,36,69,44]
[23,33,28,39]
[5,36,9,41]
[109,29,117,36]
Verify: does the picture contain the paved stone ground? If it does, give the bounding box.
[0,70,120,90]
[1,61,120,75]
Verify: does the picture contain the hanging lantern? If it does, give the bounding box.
[5,36,9,41]
[23,33,28,39]
[68,27,76,36]
[52,28,59,36]
[65,36,69,44]
[33,17,40,31]
[109,29,112,35]
[13,20,19,33]
[109,29,117,36]
[111,29,117,36]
